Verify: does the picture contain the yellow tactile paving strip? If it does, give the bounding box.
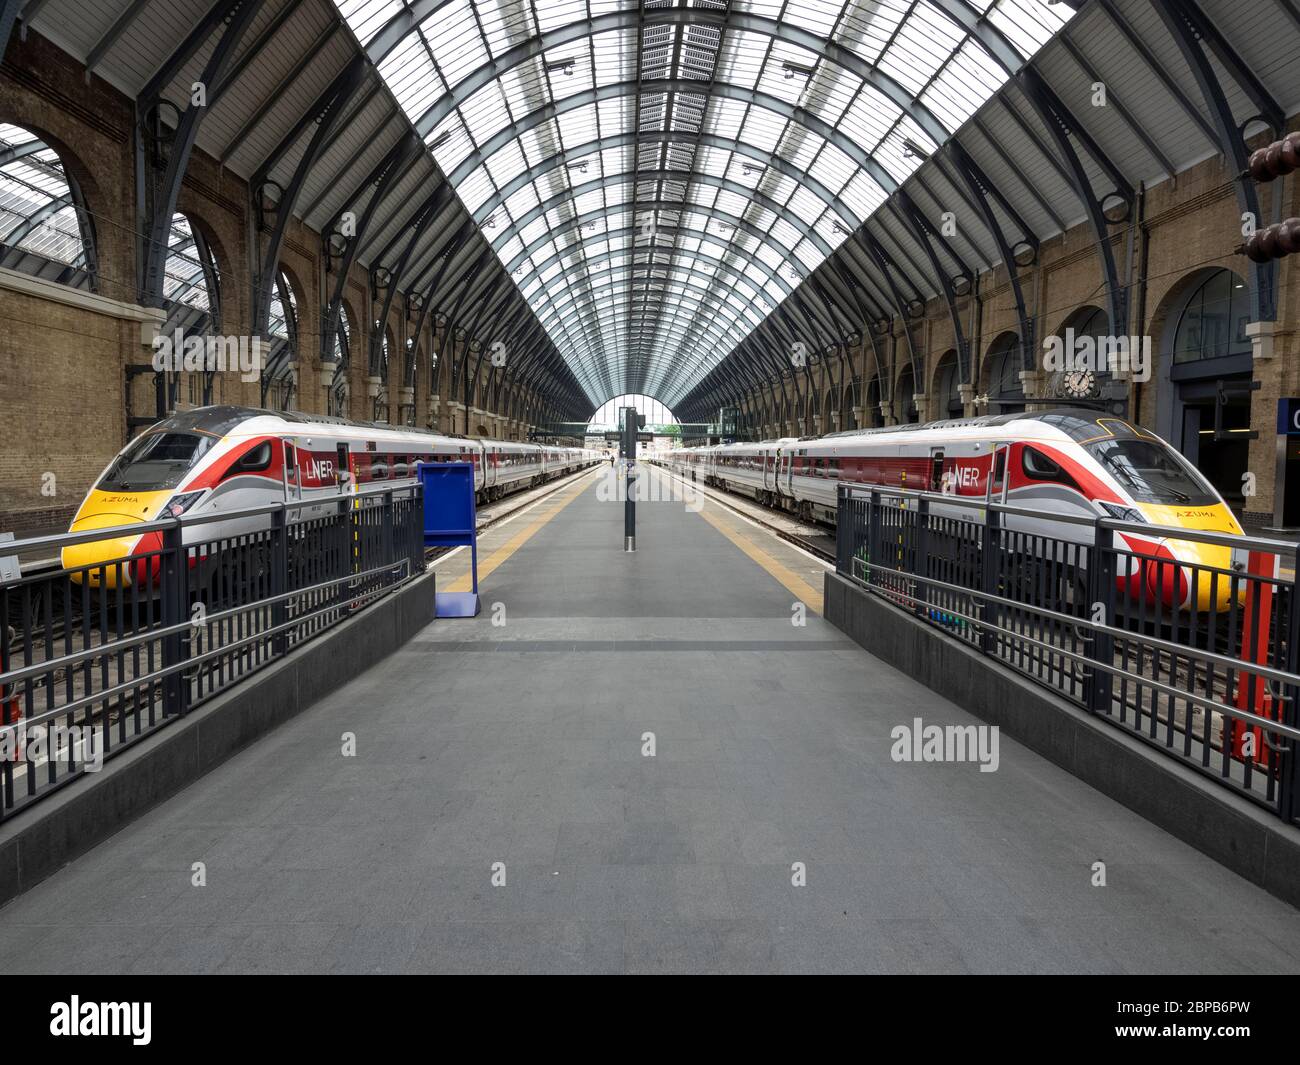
[434,468,600,593]
[429,463,830,615]
[674,469,828,616]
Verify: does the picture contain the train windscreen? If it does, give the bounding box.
[1084,438,1218,505]
[96,432,216,492]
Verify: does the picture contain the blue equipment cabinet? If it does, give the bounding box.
[419,461,480,618]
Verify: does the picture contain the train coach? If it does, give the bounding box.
[663,409,1247,612]
[61,406,599,588]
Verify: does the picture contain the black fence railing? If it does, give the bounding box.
[836,483,1300,822]
[0,485,425,819]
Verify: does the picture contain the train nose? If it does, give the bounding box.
[1121,535,1242,612]
[61,491,170,586]
[1125,503,1246,612]
[62,513,143,587]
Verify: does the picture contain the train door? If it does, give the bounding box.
[929,448,945,492]
[987,444,1009,504]
[282,439,300,502]
[763,449,774,493]
[336,444,350,490]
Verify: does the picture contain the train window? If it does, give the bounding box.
[990,449,1006,496]
[1084,438,1217,505]
[233,441,273,473]
[97,432,215,491]
[1022,446,1065,481]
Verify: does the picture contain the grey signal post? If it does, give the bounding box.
[621,406,645,552]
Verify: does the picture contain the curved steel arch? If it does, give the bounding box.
[508,205,803,293]
[516,243,795,366]
[493,169,836,263]
[447,78,898,207]
[476,130,863,231]
[349,0,1069,406]
[514,236,795,343]
[539,276,765,342]
[403,8,948,149]
[539,285,761,354]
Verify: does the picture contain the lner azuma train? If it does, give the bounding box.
[62,406,600,588]
[663,409,1247,612]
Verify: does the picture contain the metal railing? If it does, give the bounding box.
[835,483,1300,822]
[0,485,426,819]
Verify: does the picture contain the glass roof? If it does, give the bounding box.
[335,0,1072,407]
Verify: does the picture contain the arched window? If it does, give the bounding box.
[371,326,394,422]
[1049,305,1127,414]
[984,333,1024,413]
[864,377,882,428]
[933,351,963,418]
[161,213,222,408]
[896,365,918,423]
[402,336,417,426]
[329,306,352,418]
[0,123,95,288]
[264,269,298,411]
[1173,270,1251,364]
[843,376,859,430]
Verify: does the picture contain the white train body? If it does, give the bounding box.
[661,410,1246,611]
[63,406,599,587]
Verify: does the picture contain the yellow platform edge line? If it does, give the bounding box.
[691,489,824,615]
[444,473,595,593]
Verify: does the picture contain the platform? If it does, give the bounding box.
[1,465,1298,974]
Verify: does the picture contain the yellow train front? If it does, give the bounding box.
[1070,420,1249,613]
[61,419,220,589]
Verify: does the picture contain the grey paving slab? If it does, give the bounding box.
[0,467,1298,974]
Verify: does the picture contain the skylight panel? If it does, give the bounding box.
[923,40,1005,131]
[783,0,843,40]
[422,0,489,87]
[334,0,1078,401]
[379,35,444,121]
[460,81,513,144]
[485,139,528,187]
[428,113,474,173]
[878,6,964,98]
[336,0,402,45]
[989,0,1070,58]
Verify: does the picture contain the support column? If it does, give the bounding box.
[1019,370,1049,412]
[956,383,977,418]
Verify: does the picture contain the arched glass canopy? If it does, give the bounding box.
[336,0,1073,408]
[588,392,679,431]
